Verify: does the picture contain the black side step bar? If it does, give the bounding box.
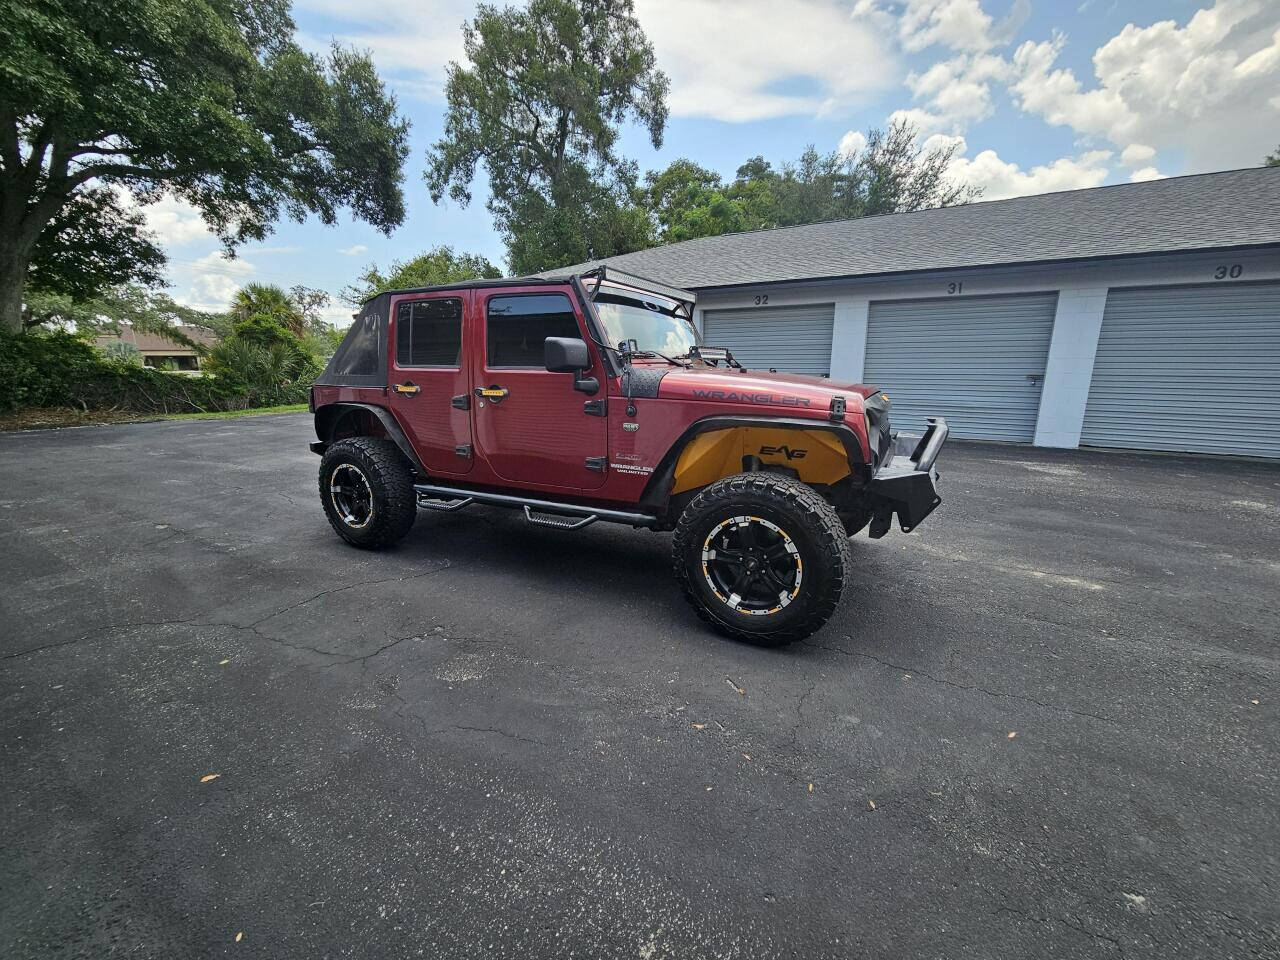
[418,495,474,513]
[413,483,658,529]
[523,506,597,530]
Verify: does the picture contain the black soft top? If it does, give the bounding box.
[317,278,572,388]
[317,270,696,388]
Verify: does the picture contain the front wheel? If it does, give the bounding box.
[319,437,417,549]
[672,473,853,645]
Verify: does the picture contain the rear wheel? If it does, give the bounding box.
[319,437,417,549]
[673,473,852,645]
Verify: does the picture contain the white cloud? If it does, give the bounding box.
[116,189,212,248]
[1009,0,1280,170]
[858,0,1029,54]
[339,243,368,256]
[173,252,256,313]
[636,0,897,121]
[294,0,470,101]
[899,0,1000,53]
[930,134,1112,200]
[838,130,868,158]
[1120,143,1156,167]
[900,51,1010,132]
[853,2,1023,136]
[1129,166,1167,182]
[299,0,896,122]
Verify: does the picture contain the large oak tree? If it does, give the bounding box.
[0,0,410,333]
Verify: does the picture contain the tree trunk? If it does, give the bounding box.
[0,243,27,335]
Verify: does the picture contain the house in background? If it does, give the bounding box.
[93,325,219,372]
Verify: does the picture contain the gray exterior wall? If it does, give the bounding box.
[690,247,1280,451]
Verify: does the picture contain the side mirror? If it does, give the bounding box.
[544,336,590,372]
[544,336,599,395]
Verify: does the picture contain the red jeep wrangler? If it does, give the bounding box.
[310,268,947,644]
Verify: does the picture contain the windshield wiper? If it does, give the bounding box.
[630,349,691,368]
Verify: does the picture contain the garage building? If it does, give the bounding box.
[559,166,1280,458]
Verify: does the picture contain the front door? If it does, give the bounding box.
[472,287,608,490]
[387,291,474,476]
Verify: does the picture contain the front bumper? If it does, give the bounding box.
[865,418,948,537]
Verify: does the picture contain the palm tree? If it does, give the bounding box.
[230,283,305,337]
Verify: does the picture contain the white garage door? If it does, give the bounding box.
[864,292,1057,442]
[701,303,834,376]
[1081,282,1280,457]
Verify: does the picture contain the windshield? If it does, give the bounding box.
[592,285,699,357]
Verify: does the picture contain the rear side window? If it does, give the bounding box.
[486,294,581,368]
[330,310,382,377]
[396,298,463,367]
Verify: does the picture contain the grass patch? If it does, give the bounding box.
[0,404,308,432]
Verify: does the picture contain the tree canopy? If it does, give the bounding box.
[342,246,502,305]
[640,120,979,245]
[425,0,668,274]
[1267,147,1279,167]
[0,0,411,333]
[25,187,166,303]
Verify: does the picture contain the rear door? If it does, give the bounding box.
[387,291,474,476]
[472,287,608,490]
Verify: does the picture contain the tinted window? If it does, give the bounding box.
[396,298,463,367]
[486,294,581,368]
[330,310,382,377]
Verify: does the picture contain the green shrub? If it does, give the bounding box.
[230,311,299,348]
[0,330,315,415]
[101,339,143,364]
[204,336,321,407]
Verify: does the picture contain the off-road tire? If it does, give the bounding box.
[319,437,417,549]
[673,473,853,645]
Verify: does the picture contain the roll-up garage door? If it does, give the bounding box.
[864,292,1057,442]
[701,303,834,376]
[1080,282,1280,457]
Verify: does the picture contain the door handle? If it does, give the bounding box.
[475,385,509,403]
[393,381,421,396]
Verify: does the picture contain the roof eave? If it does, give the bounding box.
[682,240,1280,293]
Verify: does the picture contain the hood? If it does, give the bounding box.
[651,362,880,415]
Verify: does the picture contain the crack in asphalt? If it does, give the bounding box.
[3,562,473,666]
[801,638,1119,725]
[1,618,197,661]
[430,723,553,749]
[994,907,1124,950]
[247,561,465,630]
[787,675,819,754]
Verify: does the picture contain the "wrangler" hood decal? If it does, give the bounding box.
[690,389,812,407]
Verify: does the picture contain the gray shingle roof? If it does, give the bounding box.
[549,166,1280,290]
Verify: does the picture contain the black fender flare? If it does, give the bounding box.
[313,402,426,477]
[639,415,870,512]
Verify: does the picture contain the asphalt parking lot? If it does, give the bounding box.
[1,413,1277,959]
